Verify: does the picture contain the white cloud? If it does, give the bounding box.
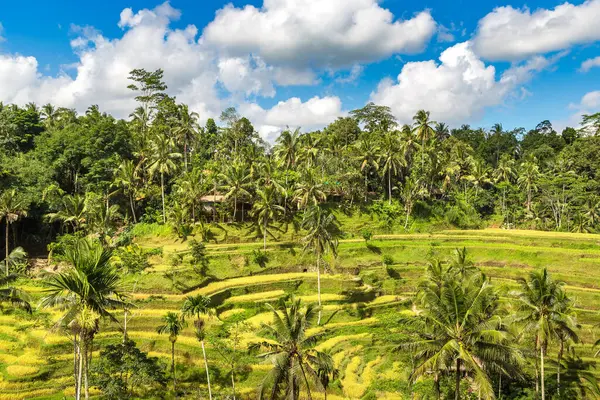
[0,3,225,120]
[202,0,436,68]
[556,90,600,132]
[239,96,344,141]
[370,41,554,124]
[472,0,600,60]
[335,65,364,84]
[437,25,455,43]
[580,56,600,72]
[0,23,5,43]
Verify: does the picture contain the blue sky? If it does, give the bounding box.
[1,0,600,139]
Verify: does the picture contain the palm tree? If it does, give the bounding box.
[147,133,182,223]
[515,268,574,400]
[254,297,336,400]
[45,194,87,233]
[252,186,285,250]
[181,295,214,400]
[464,160,491,202]
[412,110,436,170]
[41,238,128,400]
[175,168,206,222]
[353,134,380,202]
[174,104,199,172]
[407,268,522,400]
[220,160,252,222]
[157,311,186,392]
[301,206,342,325]
[380,131,405,203]
[518,159,540,213]
[274,128,301,170]
[0,189,28,276]
[112,159,139,223]
[294,169,326,209]
[494,155,517,220]
[41,103,58,128]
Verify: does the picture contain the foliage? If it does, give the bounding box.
[92,339,167,399]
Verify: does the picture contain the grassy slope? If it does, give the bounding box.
[2,218,600,399]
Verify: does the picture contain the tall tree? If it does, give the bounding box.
[380,131,405,203]
[412,110,436,170]
[41,239,128,400]
[252,185,285,250]
[301,206,342,325]
[173,104,199,172]
[112,160,139,223]
[157,312,186,392]
[0,190,28,276]
[515,269,574,400]
[181,295,214,400]
[254,297,336,400]
[147,133,182,223]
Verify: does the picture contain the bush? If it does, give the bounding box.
[361,229,373,242]
[112,244,150,274]
[188,239,209,275]
[47,233,84,263]
[168,253,184,267]
[370,201,403,232]
[382,254,394,266]
[252,249,269,268]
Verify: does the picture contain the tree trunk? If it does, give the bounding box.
[201,340,213,400]
[5,222,9,276]
[557,340,563,396]
[388,170,392,204]
[364,170,368,202]
[317,256,322,325]
[455,358,461,400]
[540,345,545,400]
[77,338,83,400]
[434,373,440,400]
[498,374,502,399]
[171,340,176,392]
[129,192,137,224]
[184,142,188,172]
[161,172,166,224]
[123,309,128,343]
[263,217,267,251]
[73,335,80,400]
[234,195,237,222]
[83,337,89,400]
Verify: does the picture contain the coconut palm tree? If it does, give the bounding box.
[518,159,540,213]
[41,238,128,400]
[181,295,214,400]
[407,268,522,400]
[301,206,342,325]
[515,268,574,400]
[45,194,87,233]
[252,185,285,250]
[175,168,206,222]
[274,128,301,171]
[294,169,326,210]
[0,189,28,276]
[112,159,140,223]
[147,133,182,223]
[174,104,199,172]
[412,110,436,170]
[220,160,252,222]
[157,312,186,392]
[353,134,380,202]
[380,131,405,203]
[494,155,517,220]
[254,297,336,400]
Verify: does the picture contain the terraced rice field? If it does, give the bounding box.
[1,228,600,399]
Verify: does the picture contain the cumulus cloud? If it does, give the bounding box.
[472,0,600,60]
[202,0,436,68]
[370,41,554,124]
[580,56,600,72]
[0,3,224,120]
[239,96,344,141]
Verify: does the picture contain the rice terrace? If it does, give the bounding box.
[4,0,600,399]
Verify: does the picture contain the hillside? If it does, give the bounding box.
[1,224,600,399]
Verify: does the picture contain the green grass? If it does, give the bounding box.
[3,223,600,399]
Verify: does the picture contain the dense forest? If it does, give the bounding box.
[2,68,600,400]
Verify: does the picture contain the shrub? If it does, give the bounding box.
[252,249,269,268]
[361,229,373,242]
[188,239,209,275]
[168,253,183,267]
[112,244,150,274]
[381,254,394,266]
